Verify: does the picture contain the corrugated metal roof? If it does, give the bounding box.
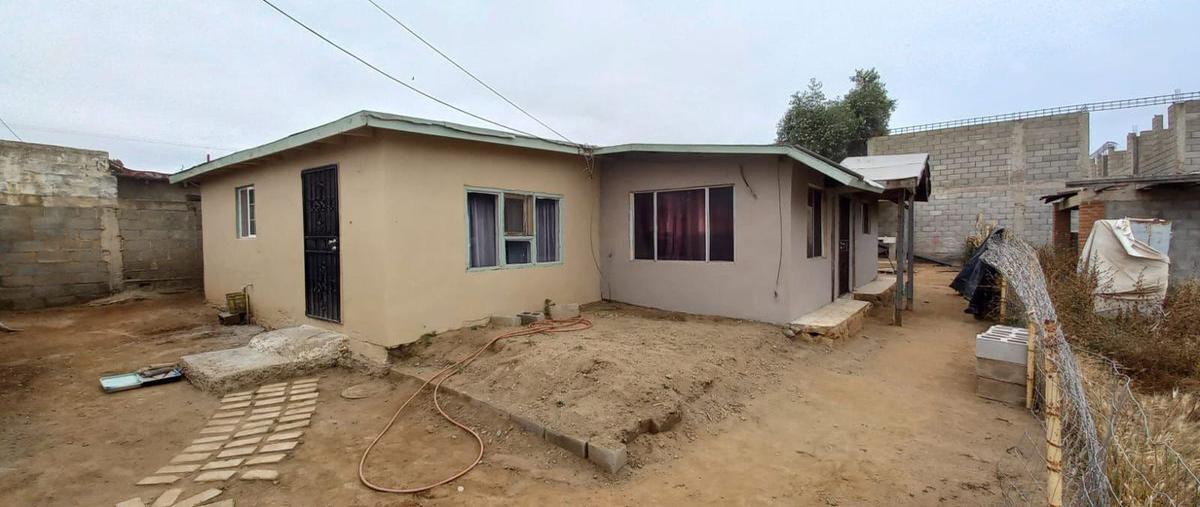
[840,153,929,182]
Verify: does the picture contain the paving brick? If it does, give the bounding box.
[267,430,303,442]
[200,458,245,470]
[191,435,229,445]
[195,470,237,482]
[243,419,274,429]
[286,399,317,409]
[226,390,253,397]
[136,475,180,485]
[172,488,222,507]
[586,441,628,473]
[254,396,286,406]
[155,464,200,475]
[288,392,318,402]
[544,427,587,458]
[225,436,263,448]
[208,416,242,426]
[233,426,269,438]
[247,411,280,422]
[116,497,146,507]
[284,405,316,416]
[169,453,210,463]
[251,406,283,415]
[241,469,279,481]
[183,442,223,453]
[216,445,257,458]
[260,441,298,453]
[220,401,251,409]
[150,488,183,507]
[261,382,288,389]
[278,413,311,423]
[245,453,287,465]
[220,394,252,403]
[212,410,245,419]
[200,425,236,434]
[275,420,310,431]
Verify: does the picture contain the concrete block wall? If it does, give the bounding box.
[0,141,203,310]
[1105,194,1200,284]
[1090,101,1200,177]
[868,112,1088,262]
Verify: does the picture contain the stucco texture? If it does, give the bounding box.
[198,131,600,348]
[598,154,877,324]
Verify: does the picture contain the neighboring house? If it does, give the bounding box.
[169,111,884,355]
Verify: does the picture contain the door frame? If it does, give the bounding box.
[837,195,853,297]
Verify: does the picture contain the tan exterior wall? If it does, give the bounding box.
[598,154,877,323]
[853,200,880,289]
[198,131,600,348]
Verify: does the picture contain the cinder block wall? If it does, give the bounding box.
[1104,192,1200,284]
[1091,101,1200,177]
[0,141,119,309]
[0,141,203,310]
[868,112,1089,263]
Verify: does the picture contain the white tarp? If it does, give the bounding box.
[1078,218,1171,313]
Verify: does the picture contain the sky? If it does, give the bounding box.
[2,0,1198,173]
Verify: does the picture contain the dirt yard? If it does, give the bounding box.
[0,265,1040,506]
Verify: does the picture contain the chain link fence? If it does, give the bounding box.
[979,235,1199,506]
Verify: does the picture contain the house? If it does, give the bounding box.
[169,111,884,357]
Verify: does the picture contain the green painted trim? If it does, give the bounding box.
[594,143,882,194]
[169,111,583,184]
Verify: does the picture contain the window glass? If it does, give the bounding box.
[656,189,706,261]
[504,194,529,236]
[505,240,531,264]
[807,188,824,258]
[237,186,256,238]
[467,192,498,267]
[632,192,655,260]
[535,198,559,262]
[708,186,734,261]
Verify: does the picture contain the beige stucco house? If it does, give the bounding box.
[171,111,883,355]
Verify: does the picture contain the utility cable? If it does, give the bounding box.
[258,0,559,145]
[364,0,575,145]
[0,114,24,142]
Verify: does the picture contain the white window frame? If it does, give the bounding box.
[236,185,256,239]
[628,184,735,263]
[464,186,563,271]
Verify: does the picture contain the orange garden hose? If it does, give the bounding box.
[358,316,593,494]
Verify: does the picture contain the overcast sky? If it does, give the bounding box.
[2,0,1197,173]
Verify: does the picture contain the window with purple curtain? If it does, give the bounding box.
[535,198,559,262]
[656,189,706,261]
[467,192,497,267]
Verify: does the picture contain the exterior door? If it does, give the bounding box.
[302,165,340,322]
[837,196,852,296]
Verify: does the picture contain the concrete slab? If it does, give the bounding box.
[180,325,348,395]
[976,357,1027,384]
[172,489,222,507]
[150,489,183,507]
[852,275,896,304]
[976,377,1026,405]
[788,298,871,342]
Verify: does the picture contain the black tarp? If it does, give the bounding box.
[950,228,1005,318]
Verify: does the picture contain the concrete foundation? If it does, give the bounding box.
[788,298,871,342]
[181,325,348,394]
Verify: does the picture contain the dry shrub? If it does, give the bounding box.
[1077,355,1200,505]
[1038,245,1200,391]
[962,212,999,263]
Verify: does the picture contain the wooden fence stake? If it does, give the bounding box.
[1025,311,1036,410]
[1043,320,1064,507]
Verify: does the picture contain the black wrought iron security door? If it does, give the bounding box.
[302,165,340,322]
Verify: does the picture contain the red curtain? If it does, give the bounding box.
[656,189,706,260]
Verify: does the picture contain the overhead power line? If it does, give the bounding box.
[0,114,23,142]
[364,0,575,145]
[258,0,569,147]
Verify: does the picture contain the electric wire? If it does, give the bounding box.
[0,114,24,142]
[258,0,561,146]
[364,0,575,145]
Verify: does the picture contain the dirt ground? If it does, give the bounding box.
[0,265,1040,506]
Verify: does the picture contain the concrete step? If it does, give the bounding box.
[852,275,896,305]
[788,298,871,342]
[181,325,348,394]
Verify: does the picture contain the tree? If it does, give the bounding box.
[775,69,897,161]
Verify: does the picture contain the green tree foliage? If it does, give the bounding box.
[776,69,897,161]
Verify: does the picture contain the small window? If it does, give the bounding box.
[236,185,256,238]
[861,202,871,234]
[466,188,561,269]
[631,186,734,262]
[807,188,823,258]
